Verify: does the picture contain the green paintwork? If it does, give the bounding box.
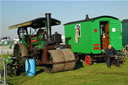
[9,43,13,49]
[64,16,122,54]
[6,56,13,64]
[21,33,47,50]
[122,19,128,47]
[21,35,29,48]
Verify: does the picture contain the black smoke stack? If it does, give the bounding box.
[85,14,89,20]
[45,13,51,39]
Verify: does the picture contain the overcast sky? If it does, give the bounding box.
[1,0,128,38]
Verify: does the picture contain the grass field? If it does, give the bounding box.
[0,55,128,85]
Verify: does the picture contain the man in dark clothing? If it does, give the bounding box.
[105,44,120,67]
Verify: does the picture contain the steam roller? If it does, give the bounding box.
[7,13,77,75]
[43,48,76,73]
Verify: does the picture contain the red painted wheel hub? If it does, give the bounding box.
[85,56,91,65]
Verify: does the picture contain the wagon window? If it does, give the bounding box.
[75,24,81,37]
[75,24,81,43]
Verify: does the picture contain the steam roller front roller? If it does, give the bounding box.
[43,49,76,73]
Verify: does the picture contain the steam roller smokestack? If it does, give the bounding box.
[45,13,51,39]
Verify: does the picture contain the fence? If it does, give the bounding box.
[0,46,13,55]
[0,58,7,85]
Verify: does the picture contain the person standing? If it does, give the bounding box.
[105,44,120,67]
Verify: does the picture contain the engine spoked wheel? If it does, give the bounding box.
[13,44,28,72]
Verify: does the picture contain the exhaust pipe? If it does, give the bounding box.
[45,13,51,40]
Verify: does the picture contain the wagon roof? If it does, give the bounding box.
[9,17,61,30]
[122,19,128,23]
[64,16,119,25]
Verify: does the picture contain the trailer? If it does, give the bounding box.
[122,19,128,57]
[64,15,123,65]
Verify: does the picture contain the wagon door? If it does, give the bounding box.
[100,21,109,50]
[109,22,122,50]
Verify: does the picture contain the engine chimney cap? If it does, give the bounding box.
[45,13,51,15]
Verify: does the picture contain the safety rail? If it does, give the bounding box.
[0,58,7,85]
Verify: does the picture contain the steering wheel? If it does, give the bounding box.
[37,29,47,40]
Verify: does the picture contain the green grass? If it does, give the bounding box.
[0,55,128,85]
[0,54,10,70]
[0,54,13,59]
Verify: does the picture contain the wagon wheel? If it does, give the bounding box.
[125,49,128,57]
[125,45,128,57]
[126,51,128,57]
[85,55,93,65]
[13,43,28,71]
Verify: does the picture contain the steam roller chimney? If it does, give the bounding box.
[45,13,52,39]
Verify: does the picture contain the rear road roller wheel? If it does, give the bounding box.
[43,49,65,73]
[43,49,76,73]
[61,49,76,71]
